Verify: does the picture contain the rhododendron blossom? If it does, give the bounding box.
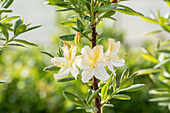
[76,45,110,83]
[104,38,125,75]
[51,45,79,79]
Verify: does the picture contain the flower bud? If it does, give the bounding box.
[74,32,82,48]
[63,41,71,48]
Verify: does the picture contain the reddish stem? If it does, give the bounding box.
[92,25,101,113]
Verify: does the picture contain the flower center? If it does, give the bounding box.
[90,62,97,69]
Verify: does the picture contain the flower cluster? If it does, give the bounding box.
[51,38,125,83]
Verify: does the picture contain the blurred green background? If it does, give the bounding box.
[0,1,170,113]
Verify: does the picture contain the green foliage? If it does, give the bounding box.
[0,0,41,50]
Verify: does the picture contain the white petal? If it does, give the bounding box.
[81,68,93,83]
[51,57,69,67]
[108,63,116,75]
[53,66,70,79]
[105,39,120,56]
[81,46,93,61]
[71,63,79,79]
[75,56,90,70]
[111,58,125,67]
[63,46,69,59]
[93,67,110,81]
[92,45,103,61]
[70,45,77,61]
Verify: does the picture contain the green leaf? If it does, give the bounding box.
[144,30,162,36]
[0,80,6,84]
[1,0,14,9]
[120,68,129,82]
[136,68,160,75]
[119,84,145,92]
[95,5,117,11]
[57,77,75,82]
[56,8,75,12]
[102,11,116,18]
[101,82,109,101]
[105,17,117,21]
[43,65,60,72]
[112,75,116,92]
[140,16,158,24]
[13,39,37,46]
[119,77,133,89]
[71,26,80,32]
[154,59,170,69]
[41,51,54,58]
[26,25,41,32]
[1,16,20,23]
[161,39,170,46]
[7,43,25,47]
[0,24,9,40]
[157,49,170,53]
[59,34,75,41]
[86,89,92,102]
[142,53,159,63]
[87,89,100,104]
[149,74,170,89]
[68,15,79,21]
[61,21,76,26]
[0,9,12,14]
[15,25,27,35]
[76,107,98,112]
[83,29,93,35]
[0,38,6,41]
[114,8,143,16]
[112,94,131,100]
[86,107,98,112]
[63,91,86,106]
[103,104,114,107]
[14,19,22,35]
[76,19,84,32]
[149,97,170,102]
[101,74,113,100]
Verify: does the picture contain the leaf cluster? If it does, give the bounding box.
[0,0,41,51]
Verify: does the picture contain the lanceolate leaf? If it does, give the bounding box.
[13,39,37,46]
[57,77,75,82]
[154,59,170,69]
[63,91,86,106]
[1,0,14,9]
[43,65,60,72]
[140,16,158,24]
[56,8,75,12]
[0,16,20,23]
[149,97,170,102]
[119,77,133,89]
[112,94,131,100]
[142,53,159,63]
[41,51,54,58]
[59,34,75,41]
[119,84,145,92]
[95,5,117,11]
[87,89,100,104]
[7,43,25,47]
[137,68,161,75]
[26,25,41,32]
[0,80,6,84]
[61,21,76,26]
[149,74,170,90]
[114,8,143,16]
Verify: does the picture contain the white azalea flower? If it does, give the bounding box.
[51,45,79,79]
[105,38,125,75]
[76,45,110,83]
